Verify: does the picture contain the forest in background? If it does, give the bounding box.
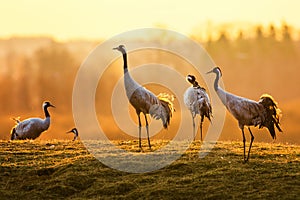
[0,22,299,143]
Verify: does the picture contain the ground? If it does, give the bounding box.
[0,140,299,199]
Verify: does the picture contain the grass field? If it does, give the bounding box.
[0,140,299,199]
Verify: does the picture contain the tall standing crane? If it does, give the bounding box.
[207,67,282,162]
[113,45,174,150]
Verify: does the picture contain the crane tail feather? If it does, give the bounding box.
[259,94,282,139]
[159,99,173,129]
[267,124,276,140]
[10,128,16,140]
[149,93,174,129]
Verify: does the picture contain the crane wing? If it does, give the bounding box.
[184,87,197,109]
[14,118,46,139]
[149,104,163,120]
[15,119,34,136]
[227,98,263,123]
[184,87,212,119]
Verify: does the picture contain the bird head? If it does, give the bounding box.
[186,75,196,84]
[66,128,78,135]
[43,101,55,108]
[206,66,222,76]
[186,74,201,88]
[113,45,126,54]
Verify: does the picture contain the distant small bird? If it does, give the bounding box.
[207,67,282,162]
[113,44,174,150]
[184,75,212,141]
[66,128,79,141]
[10,101,55,140]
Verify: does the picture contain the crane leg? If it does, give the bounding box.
[200,115,204,141]
[192,116,196,141]
[241,127,247,162]
[144,114,151,150]
[246,127,255,162]
[137,112,142,150]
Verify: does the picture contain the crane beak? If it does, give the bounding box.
[66,130,72,134]
[206,69,214,74]
[50,104,55,108]
[112,47,119,50]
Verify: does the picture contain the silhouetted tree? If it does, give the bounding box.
[16,56,31,111]
[218,30,228,42]
[34,43,76,111]
[255,25,264,40]
[281,22,292,41]
[237,31,244,40]
[268,24,276,40]
[233,30,246,52]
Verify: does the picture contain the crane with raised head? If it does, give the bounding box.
[113,45,174,151]
[207,67,282,162]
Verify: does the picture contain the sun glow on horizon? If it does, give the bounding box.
[1,0,300,41]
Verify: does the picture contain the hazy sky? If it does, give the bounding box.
[1,0,300,41]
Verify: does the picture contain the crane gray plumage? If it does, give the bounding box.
[207,67,282,162]
[10,101,55,140]
[113,44,174,150]
[184,75,212,141]
[67,128,78,141]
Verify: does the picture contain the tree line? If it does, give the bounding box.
[0,23,300,140]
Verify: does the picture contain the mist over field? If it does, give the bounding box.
[0,23,299,144]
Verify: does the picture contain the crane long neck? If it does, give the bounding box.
[122,52,128,73]
[214,71,221,91]
[120,49,141,99]
[44,106,50,118]
[192,81,199,88]
[212,70,229,107]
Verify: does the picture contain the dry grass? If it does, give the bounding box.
[0,139,299,199]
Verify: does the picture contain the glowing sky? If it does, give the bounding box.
[1,0,300,41]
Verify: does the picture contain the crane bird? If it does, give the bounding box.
[10,101,55,140]
[207,67,282,162]
[113,44,174,150]
[67,128,79,141]
[184,75,212,141]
